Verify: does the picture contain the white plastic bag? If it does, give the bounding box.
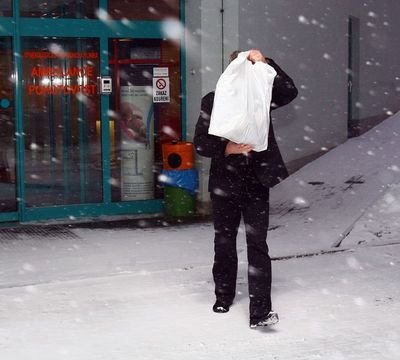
[208,51,277,152]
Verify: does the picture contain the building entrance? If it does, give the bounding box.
[0,1,184,223]
[21,37,103,209]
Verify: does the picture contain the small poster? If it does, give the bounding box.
[120,85,154,201]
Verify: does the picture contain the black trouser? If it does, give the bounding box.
[211,170,272,322]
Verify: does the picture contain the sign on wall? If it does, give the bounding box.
[152,67,170,103]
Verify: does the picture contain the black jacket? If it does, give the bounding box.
[194,58,298,196]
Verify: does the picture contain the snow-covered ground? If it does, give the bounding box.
[1,112,400,359]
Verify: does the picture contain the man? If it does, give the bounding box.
[194,49,298,328]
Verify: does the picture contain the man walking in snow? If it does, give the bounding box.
[194,49,298,328]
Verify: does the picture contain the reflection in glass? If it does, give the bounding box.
[20,0,98,19]
[22,37,102,207]
[0,37,16,212]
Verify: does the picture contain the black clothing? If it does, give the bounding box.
[212,180,271,323]
[194,58,297,320]
[194,58,298,196]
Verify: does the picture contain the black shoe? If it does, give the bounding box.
[250,311,279,328]
[212,300,231,313]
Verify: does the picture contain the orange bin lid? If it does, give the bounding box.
[162,141,195,170]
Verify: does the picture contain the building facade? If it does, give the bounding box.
[1,1,399,223]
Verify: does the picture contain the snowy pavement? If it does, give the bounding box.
[0,234,399,360]
[1,112,400,359]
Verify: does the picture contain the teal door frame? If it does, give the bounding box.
[0,20,15,222]
[0,0,186,223]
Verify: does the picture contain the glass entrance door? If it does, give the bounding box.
[108,38,182,203]
[0,36,16,216]
[21,37,103,208]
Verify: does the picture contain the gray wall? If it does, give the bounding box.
[238,0,350,163]
[237,0,400,163]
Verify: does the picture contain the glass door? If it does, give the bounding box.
[108,38,182,203]
[0,36,17,216]
[21,37,103,208]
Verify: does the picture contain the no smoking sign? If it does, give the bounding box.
[153,76,170,103]
[156,78,167,89]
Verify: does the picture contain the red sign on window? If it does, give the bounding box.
[25,52,99,96]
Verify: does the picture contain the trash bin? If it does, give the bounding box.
[164,186,196,217]
[160,141,198,217]
[162,141,195,170]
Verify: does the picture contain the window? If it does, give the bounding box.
[20,0,98,19]
[108,0,179,20]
